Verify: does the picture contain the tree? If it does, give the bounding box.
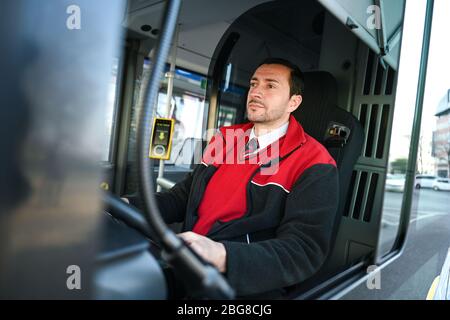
[390,158,408,174]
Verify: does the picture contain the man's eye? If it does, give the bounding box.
[250,83,256,87]
[268,84,275,89]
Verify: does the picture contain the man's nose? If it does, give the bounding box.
[249,87,262,99]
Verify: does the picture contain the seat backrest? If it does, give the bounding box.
[293,71,364,231]
[287,71,364,296]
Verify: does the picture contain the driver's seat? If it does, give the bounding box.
[288,71,364,297]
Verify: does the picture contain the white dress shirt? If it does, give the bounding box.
[248,121,289,154]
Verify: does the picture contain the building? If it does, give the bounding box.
[432,89,450,178]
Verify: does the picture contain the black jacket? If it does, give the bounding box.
[156,116,339,298]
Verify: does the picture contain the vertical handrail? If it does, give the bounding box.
[157,23,180,192]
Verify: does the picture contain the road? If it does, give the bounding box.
[343,188,450,299]
[380,189,450,253]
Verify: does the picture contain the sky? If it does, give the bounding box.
[389,0,450,170]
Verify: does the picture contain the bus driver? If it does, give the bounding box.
[156,58,339,298]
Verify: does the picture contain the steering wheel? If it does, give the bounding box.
[102,191,158,241]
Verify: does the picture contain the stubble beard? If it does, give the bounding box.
[247,106,285,125]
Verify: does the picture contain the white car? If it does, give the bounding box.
[432,178,450,191]
[386,174,406,192]
[415,175,437,189]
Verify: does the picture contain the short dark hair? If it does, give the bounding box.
[257,57,305,96]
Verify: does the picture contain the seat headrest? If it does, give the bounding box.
[292,71,338,141]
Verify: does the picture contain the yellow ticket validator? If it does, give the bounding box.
[149,117,175,160]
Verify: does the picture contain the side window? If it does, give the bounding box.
[377,0,450,299]
[217,105,238,127]
[376,0,427,256]
[216,78,248,128]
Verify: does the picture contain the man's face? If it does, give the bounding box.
[246,64,301,125]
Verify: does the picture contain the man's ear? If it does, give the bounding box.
[288,94,302,112]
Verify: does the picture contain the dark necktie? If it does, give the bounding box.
[243,137,259,158]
